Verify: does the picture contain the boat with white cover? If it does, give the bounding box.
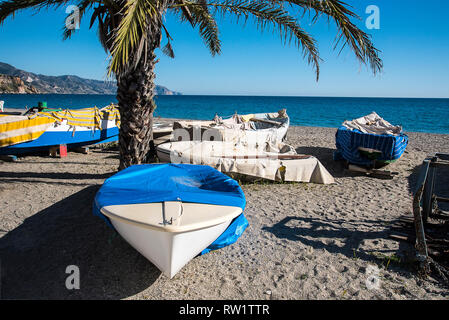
[172,109,289,145]
[157,141,335,184]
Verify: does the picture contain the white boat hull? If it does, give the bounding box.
[109,216,232,278]
[156,141,335,184]
[173,111,290,145]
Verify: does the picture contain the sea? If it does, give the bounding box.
[1,94,448,134]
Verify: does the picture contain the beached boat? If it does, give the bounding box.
[153,122,173,138]
[93,164,248,278]
[173,109,289,145]
[334,112,409,167]
[0,105,120,155]
[152,122,174,145]
[157,141,335,184]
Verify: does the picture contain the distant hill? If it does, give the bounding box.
[0,62,181,95]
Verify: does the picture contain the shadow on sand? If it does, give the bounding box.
[0,171,117,187]
[296,146,398,180]
[406,163,422,194]
[0,171,114,181]
[262,216,415,266]
[295,146,358,178]
[0,186,161,299]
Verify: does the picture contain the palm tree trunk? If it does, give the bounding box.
[116,47,159,170]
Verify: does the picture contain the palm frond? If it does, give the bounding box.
[93,1,123,53]
[0,0,70,25]
[184,0,321,79]
[108,0,160,75]
[161,24,175,58]
[175,0,194,25]
[176,1,221,56]
[271,0,383,74]
[172,0,382,79]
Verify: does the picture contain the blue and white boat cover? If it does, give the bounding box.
[93,163,248,255]
[335,112,408,166]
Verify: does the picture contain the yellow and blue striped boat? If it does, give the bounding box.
[0,105,120,155]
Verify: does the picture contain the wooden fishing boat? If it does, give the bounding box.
[1,106,173,154]
[172,109,289,145]
[335,112,409,167]
[156,141,335,184]
[0,105,120,155]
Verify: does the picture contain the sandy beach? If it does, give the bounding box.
[0,123,448,300]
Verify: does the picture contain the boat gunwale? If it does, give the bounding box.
[100,203,243,233]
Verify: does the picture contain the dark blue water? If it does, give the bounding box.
[1,94,448,134]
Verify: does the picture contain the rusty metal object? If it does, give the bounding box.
[412,153,449,284]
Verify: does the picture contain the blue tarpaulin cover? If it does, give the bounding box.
[335,126,408,166]
[93,163,248,255]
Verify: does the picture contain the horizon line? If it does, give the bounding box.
[1,93,448,100]
[171,94,449,99]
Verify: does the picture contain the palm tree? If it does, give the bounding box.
[0,0,382,169]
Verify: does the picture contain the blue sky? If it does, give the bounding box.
[0,0,448,97]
